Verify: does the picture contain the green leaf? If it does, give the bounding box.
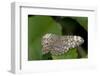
[28,16,62,60]
[42,52,52,60]
[71,17,88,31]
[52,48,78,59]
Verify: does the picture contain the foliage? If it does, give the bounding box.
[28,16,61,60]
[28,15,88,60]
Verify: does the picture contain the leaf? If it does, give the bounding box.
[52,48,78,59]
[28,16,62,60]
[71,17,88,31]
[42,52,52,60]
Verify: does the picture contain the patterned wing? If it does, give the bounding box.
[41,34,59,54]
[41,33,84,56]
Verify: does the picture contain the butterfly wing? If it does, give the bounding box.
[50,37,70,55]
[42,34,84,56]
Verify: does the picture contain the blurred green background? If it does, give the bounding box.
[28,15,88,60]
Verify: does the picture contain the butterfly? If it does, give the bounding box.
[41,33,84,56]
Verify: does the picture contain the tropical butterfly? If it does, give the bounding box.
[41,33,84,56]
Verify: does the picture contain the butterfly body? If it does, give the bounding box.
[42,33,84,55]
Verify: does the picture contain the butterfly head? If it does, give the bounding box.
[73,36,84,46]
